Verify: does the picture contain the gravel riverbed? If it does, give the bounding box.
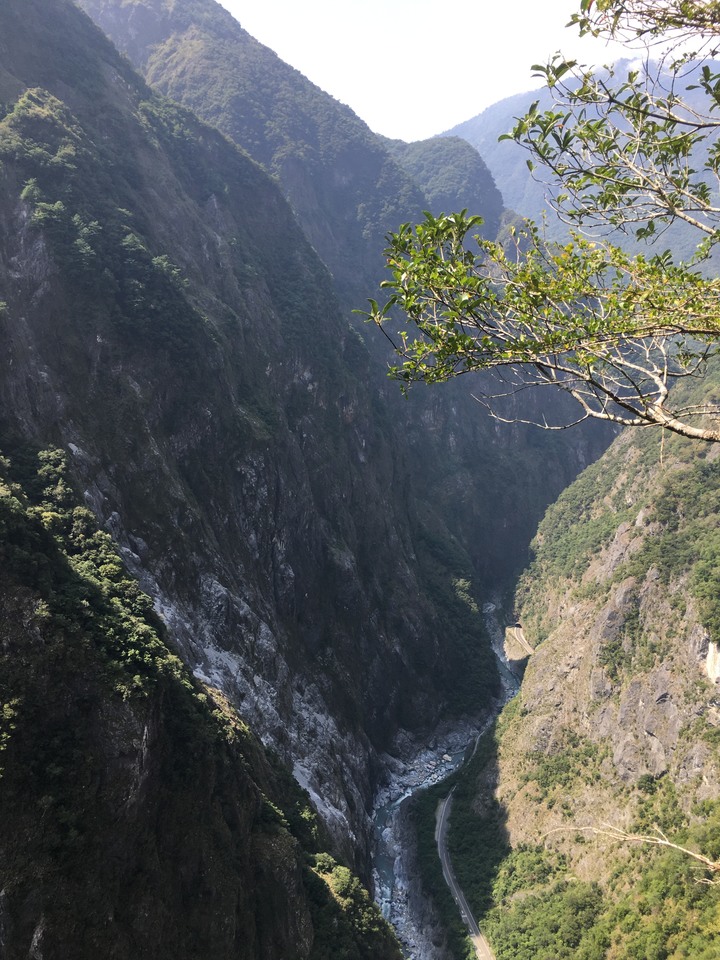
[371,601,520,958]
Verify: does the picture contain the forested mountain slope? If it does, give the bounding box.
[0,448,401,960]
[0,0,494,889]
[0,0,616,953]
[76,0,427,306]
[77,0,611,592]
[443,88,556,227]
[383,135,504,239]
[444,60,720,262]
[445,382,720,958]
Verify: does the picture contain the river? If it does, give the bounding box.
[371,601,520,959]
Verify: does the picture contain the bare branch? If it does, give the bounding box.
[369,4,720,445]
[545,822,720,883]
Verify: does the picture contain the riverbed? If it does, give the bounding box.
[371,601,520,958]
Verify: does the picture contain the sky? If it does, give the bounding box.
[216,0,626,142]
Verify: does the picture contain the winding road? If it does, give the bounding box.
[435,790,495,960]
[505,624,534,659]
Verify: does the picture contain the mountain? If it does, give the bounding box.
[420,372,720,958]
[0,0,504,947]
[443,88,554,226]
[76,0,611,589]
[0,0,617,955]
[76,0,427,308]
[383,135,504,238]
[0,446,400,960]
[443,60,720,262]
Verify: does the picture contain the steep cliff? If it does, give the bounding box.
[75,0,427,307]
[0,445,403,960]
[443,389,720,957]
[77,0,612,592]
[0,0,503,881]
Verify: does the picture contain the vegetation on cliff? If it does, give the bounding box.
[383,135,504,239]
[76,0,427,305]
[0,0,503,947]
[2,0,507,769]
[0,443,402,958]
[77,0,613,596]
[426,371,720,958]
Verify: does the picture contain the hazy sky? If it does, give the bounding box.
[216,0,626,141]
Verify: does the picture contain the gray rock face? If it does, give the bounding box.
[613,669,682,780]
[493,430,720,883]
[516,555,715,791]
[0,0,452,877]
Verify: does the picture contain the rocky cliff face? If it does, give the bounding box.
[510,424,720,805]
[76,0,612,594]
[0,447,403,960]
[446,408,720,957]
[0,0,489,880]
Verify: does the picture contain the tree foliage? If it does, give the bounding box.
[370,0,720,442]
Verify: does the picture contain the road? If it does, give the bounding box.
[435,791,495,960]
[505,624,535,658]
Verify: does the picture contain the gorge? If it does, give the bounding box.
[1,1,719,958]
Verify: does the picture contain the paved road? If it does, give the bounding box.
[435,791,495,960]
[506,625,535,658]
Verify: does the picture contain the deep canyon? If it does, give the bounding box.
[1,1,719,958]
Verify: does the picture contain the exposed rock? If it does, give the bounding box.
[707,640,720,683]
[491,423,720,897]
